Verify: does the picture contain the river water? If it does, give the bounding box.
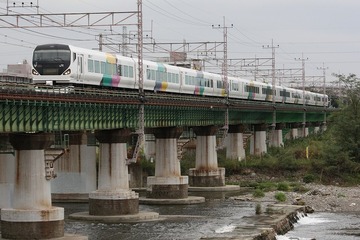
[55,191,360,240]
[277,212,360,240]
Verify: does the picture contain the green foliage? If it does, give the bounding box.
[303,174,316,183]
[277,182,290,191]
[275,192,287,202]
[253,189,265,198]
[139,158,155,176]
[290,183,309,193]
[180,150,196,175]
[255,203,262,215]
[257,182,277,192]
[331,73,360,162]
[219,157,242,176]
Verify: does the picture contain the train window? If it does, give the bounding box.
[232,82,239,91]
[94,61,100,73]
[101,62,106,74]
[292,93,302,99]
[262,88,274,95]
[156,71,166,82]
[105,63,113,75]
[124,65,129,77]
[73,53,76,61]
[245,85,259,93]
[119,65,123,76]
[88,59,94,72]
[156,71,160,81]
[280,90,290,97]
[204,78,210,87]
[128,66,134,78]
[217,80,223,89]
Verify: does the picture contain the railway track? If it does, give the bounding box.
[0,82,326,112]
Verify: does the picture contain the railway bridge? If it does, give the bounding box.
[0,83,327,239]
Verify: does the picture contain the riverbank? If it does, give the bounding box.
[229,173,360,213]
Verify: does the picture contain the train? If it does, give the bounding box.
[31,44,328,106]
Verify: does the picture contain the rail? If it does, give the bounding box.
[0,82,328,112]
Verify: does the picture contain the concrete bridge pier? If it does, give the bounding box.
[89,129,138,216]
[52,131,96,201]
[250,124,267,156]
[189,126,225,187]
[69,129,159,222]
[0,134,15,209]
[287,123,300,140]
[1,133,64,239]
[313,122,321,134]
[146,127,189,198]
[298,123,309,138]
[321,122,327,132]
[226,124,246,161]
[268,123,284,148]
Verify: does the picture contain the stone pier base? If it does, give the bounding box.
[1,207,64,239]
[89,190,139,216]
[188,168,225,187]
[146,176,188,199]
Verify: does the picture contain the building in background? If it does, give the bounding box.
[1,60,32,83]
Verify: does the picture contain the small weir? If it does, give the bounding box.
[276,212,360,240]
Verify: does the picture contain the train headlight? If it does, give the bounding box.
[32,69,39,75]
[63,69,71,75]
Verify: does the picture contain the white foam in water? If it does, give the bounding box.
[296,215,336,225]
[276,236,310,240]
[214,224,236,233]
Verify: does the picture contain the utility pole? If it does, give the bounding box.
[212,17,233,150]
[295,53,309,136]
[122,26,127,56]
[98,34,103,52]
[212,17,233,97]
[263,39,279,129]
[127,0,145,164]
[317,63,328,125]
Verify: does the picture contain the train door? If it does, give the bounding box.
[77,54,84,82]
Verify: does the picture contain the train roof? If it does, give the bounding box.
[34,44,71,51]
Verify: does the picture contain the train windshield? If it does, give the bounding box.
[33,49,71,62]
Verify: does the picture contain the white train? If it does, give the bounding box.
[31,44,328,106]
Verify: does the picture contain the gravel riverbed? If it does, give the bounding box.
[237,183,360,213]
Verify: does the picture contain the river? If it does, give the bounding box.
[56,191,359,240]
[1,191,358,239]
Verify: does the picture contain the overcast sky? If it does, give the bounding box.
[1,0,359,86]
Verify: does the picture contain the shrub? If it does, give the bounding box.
[257,182,277,192]
[253,189,265,198]
[275,192,287,202]
[303,174,316,183]
[255,203,262,215]
[277,182,290,191]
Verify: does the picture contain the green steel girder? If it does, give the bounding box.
[0,100,140,133]
[0,98,327,133]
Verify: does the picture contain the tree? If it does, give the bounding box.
[331,73,360,162]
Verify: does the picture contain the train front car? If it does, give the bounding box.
[32,44,74,85]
